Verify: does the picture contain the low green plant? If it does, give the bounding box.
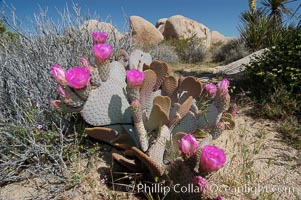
[244,26,300,103]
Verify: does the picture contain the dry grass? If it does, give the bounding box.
[209,107,301,200]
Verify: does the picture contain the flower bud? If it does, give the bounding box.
[50,64,66,85]
[179,134,199,156]
[57,85,66,97]
[65,66,90,89]
[93,43,113,63]
[126,69,145,88]
[92,32,108,44]
[199,145,226,173]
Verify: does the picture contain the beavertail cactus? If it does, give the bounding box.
[50,31,236,199]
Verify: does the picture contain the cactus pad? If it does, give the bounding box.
[80,78,131,126]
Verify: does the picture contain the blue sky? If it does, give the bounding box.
[1,0,300,37]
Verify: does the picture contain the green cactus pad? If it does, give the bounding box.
[171,111,197,134]
[148,125,171,167]
[80,78,131,126]
[197,103,222,129]
[109,61,127,88]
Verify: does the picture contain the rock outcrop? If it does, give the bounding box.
[163,15,212,48]
[130,16,164,46]
[211,30,228,46]
[80,20,122,40]
[156,18,168,35]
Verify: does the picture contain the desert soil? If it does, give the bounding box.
[0,108,300,200]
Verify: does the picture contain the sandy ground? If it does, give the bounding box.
[1,108,300,200]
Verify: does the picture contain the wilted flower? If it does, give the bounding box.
[50,64,66,85]
[199,145,226,172]
[65,67,90,89]
[57,85,66,97]
[126,69,145,88]
[179,134,199,156]
[205,83,217,97]
[217,78,230,94]
[93,43,113,63]
[92,32,108,44]
[193,176,209,192]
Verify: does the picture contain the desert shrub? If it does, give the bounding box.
[168,35,207,63]
[211,39,250,64]
[242,27,300,121]
[245,27,301,99]
[150,42,179,63]
[0,4,131,188]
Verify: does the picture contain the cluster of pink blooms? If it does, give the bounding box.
[50,32,114,92]
[180,133,226,198]
[50,64,91,90]
[179,134,226,173]
[92,32,113,64]
[204,78,230,98]
[126,69,145,88]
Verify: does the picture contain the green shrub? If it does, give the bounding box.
[242,27,301,121]
[245,27,301,99]
[211,39,250,64]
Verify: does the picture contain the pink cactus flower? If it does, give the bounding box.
[193,176,209,192]
[57,85,66,97]
[92,32,108,44]
[217,78,230,94]
[179,134,199,156]
[93,43,113,63]
[126,69,145,88]
[199,145,226,173]
[65,67,90,89]
[50,64,66,85]
[205,83,217,97]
